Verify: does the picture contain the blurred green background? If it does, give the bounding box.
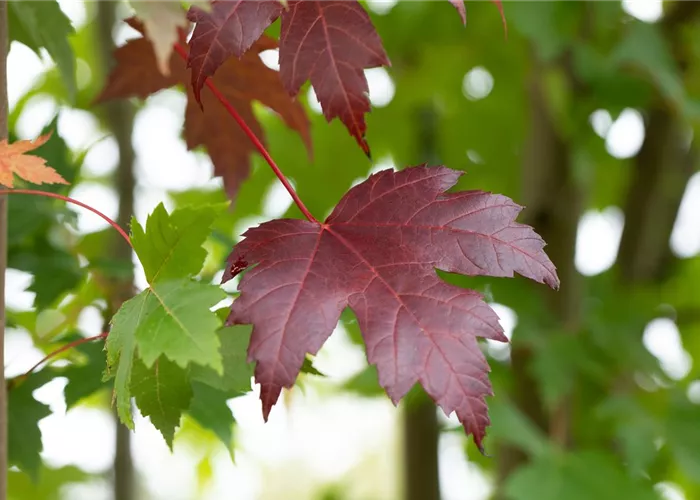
[4,1,700,499]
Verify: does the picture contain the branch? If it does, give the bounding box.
[0,2,9,496]
[0,189,132,248]
[172,43,318,224]
[7,333,108,390]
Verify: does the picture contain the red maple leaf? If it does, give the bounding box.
[187,0,389,155]
[222,165,558,448]
[96,17,311,200]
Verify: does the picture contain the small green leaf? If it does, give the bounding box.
[188,381,236,456]
[191,325,253,394]
[134,280,226,371]
[8,0,76,101]
[131,357,193,449]
[131,203,226,283]
[301,356,326,377]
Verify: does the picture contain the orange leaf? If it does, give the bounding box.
[0,132,69,188]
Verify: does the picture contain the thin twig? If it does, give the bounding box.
[9,333,109,389]
[173,43,318,224]
[0,189,132,247]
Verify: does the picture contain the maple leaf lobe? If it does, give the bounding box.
[224,165,557,445]
[279,0,390,153]
[187,0,284,104]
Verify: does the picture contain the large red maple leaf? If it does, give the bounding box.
[188,0,389,155]
[222,165,558,448]
[97,18,311,200]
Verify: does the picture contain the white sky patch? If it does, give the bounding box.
[590,109,613,138]
[623,0,663,23]
[5,268,35,312]
[262,180,294,218]
[83,136,119,177]
[7,42,50,112]
[655,482,687,500]
[487,303,517,362]
[687,380,700,405]
[259,49,280,71]
[671,173,700,258]
[366,67,395,107]
[57,0,87,29]
[440,433,493,500]
[4,328,45,378]
[366,0,399,15]
[15,94,57,140]
[463,66,494,101]
[312,323,367,381]
[575,207,624,276]
[58,107,104,152]
[606,108,645,159]
[643,318,692,381]
[68,182,119,234]
[306,87,323,114]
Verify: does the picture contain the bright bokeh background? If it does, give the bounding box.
[5,1,700,499]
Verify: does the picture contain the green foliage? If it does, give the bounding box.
[7,372,53,480]
[131,357,193,449]
[106,203,228,431]
[505,450,658,500]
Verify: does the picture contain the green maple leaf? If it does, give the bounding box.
[190,325,254,394]
[131,357,193,448]
[188,381,236,457]
[106,203,227,429]
[131,203,225,283]
[8,372,54,480]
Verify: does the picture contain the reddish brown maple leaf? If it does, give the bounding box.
[97,18,311,200]
[187,0,388,155]
[187,0,283,103]
[0,133,68,188]
[222,165,558,448]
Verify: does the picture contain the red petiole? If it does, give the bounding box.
[172,43,318,224]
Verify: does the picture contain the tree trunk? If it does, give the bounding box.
[0,3,9,498]
[401,106,442,500]
[495,57,583,494]
[96,3,137,499]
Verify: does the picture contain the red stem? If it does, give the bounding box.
[0,189,132,248]
[12,332,108,386]
[173,43,318,224]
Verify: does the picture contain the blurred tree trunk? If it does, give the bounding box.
[0,3,9,499]
[618,2,700,284]
[96,3,137,499]
[495,3,700,496]
[401,106,442,500]
[495,53,583,494]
